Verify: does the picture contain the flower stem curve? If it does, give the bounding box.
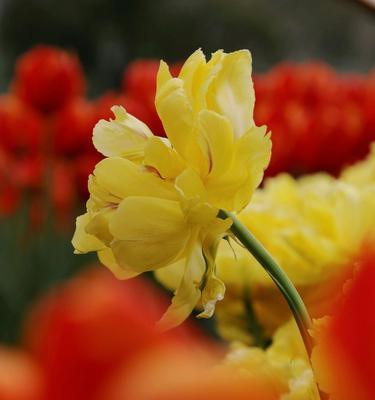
[218,209,314,357]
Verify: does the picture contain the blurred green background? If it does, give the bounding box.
[0,0,374,95]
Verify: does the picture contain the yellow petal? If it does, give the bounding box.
[93,157,177,201]
[93,106,153,160]
[155,73,194,159]
[87,175,122,212]
[157,241,206,330]
[85,208,114,246]
[156,60,173,90]
[195,50,225,111]
[175,168,207,203]
[98,248,140,280]
[206,125,271,211]
[197,273,225,319]
[206,50,255,138]
[72,213,106,254]
[109,196,190,271]
[143,136,185,179]
[154,258,185,292]
[175,169,218,225]
[178,48,206,106]
[197,109,234,179]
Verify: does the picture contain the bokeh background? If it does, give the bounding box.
[0,1,374,398]
[1,0,375,94]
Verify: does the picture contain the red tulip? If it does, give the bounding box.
[101,343,278,400]
[95,91,153,127]
[24,268,203,400]
[52,98,97,155]
[13,46,85,113]
[0,95,44,155]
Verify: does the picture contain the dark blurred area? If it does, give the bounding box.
[0,0,374,95]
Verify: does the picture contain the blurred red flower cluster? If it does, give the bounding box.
[254,63,375,176]
[119,59,375,177]
[0,267,244,400]
[1,246,374,399]
[1,46,179,225]
[0,46,95,223]
[2,45,374,223]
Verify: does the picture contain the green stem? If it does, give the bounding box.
[218,210,314,357]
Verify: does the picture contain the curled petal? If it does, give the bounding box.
[93,157,177,201]
[93,106,153,160]
[197,109,234,179]
[207,50,255,138]
[72,213,106,254]
[155,71,194,160]
[157,241,206,330]
[144,136,185,179]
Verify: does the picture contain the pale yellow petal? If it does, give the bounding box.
[154,258,185,292]
[98,248,140,280]
[93,157,177,201]
[156,60,173,90]
[93,106,153,160]
[87,175,122,212]
[206,50,255,138]
[155,74,194,159]
[197,109,234,179]
[197,273,225,319]
[109,196,190,272]
[205,125,271,211]
[72,213,106,254]
[143,136,185,179]
[157,241,206,330]
[195,50,225,111]
[175,169,218,225]
[85,208,114,246]
[178,48,206,105]
[175,168,207,203]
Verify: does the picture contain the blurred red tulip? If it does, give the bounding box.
[13,46,85,113]
[24,268,204,400]
[101,343,278,400]
[74,152,102,198]
[0,347,44,400]
[52,98,97,155]
[50,160,77,227]
[0,185,20,216]
[10,155,43,190]
[312,245,375,400]
[254,62,375,176]
[0,96,44,155]
[95,91,153,127]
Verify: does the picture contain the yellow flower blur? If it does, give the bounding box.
[214,167,375,335]
[72,49,271,329]
[223,319,320,399]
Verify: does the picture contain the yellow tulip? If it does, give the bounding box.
[155,49,271,211]
[72,48,270,329]
[214,170,375,335]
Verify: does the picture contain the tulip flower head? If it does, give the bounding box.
[72,49,271,329]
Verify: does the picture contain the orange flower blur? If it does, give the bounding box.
[312,245,375,400]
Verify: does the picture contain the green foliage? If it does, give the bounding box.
[0,206,95,343]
